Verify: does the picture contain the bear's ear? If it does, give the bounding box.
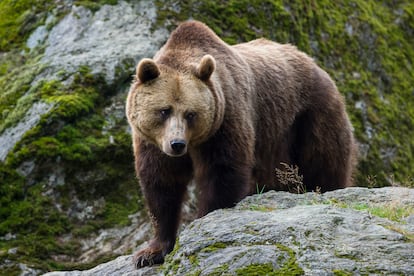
[137,58,160,83]
[196,55,215,81]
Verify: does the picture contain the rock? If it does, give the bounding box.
[18,263,43,276]
[46,187,414,275]
[27,25,48,50]
[41,1,168,84]
[43,255,157,276]
[75,214,152,264]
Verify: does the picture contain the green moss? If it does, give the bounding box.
[74,0,118,12]
[0,167,25,228]
[8,67,102,164]
[162,241,231,274]
[364,205,413,222]
[167,241,304,275]
[162,239,181,274]
[334,250,359,261]
[0,0,56,51]
[155,0,291,45]
[235,254,304,276]
[0,264,21,276]
[334,201,414,222]
[188,271,202,276]
[99,202,134,228]
[200,242,229,253]
[0,63,138,271]
[0,184,77,271]
[236,263,282,276]
[383,225,414,243]
[333,270,353,276]
[188,254,199,267]
[245,204,276,212]
[274,244,304,275]
[208,264,230,276]
[0,53,45,134]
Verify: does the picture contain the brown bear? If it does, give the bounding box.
[126,20,357,268]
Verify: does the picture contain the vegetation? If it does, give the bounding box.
[0,0,55,51]
[275,162,306,193]
[333,201,414,222]
[163,240,304,275]
[0,2,138,272]
[333,269,354,276]
[73,0,119,12]
[0,65,139,271]
[200,242,230,253]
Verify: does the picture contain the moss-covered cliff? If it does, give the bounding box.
[0,1,147,274]
[0,0,413,274]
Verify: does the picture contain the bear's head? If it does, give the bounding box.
[126,55,225,157]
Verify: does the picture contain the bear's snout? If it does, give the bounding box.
[170,139,187,155]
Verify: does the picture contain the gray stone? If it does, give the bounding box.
[45,187,414,275]
[41,1,168,84]
[16,160,36,177]
[64,211,152,265]
[27,25,48,50]
[19,263,43,276]
[42,255,158,276]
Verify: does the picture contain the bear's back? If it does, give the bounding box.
[162,21,230,54]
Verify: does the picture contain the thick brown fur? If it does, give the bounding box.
[126,21,357,268]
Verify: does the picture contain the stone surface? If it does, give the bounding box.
[40,1,168,84]
[43,255,156,276]
[45,187,414,275]
[27,25,48,50]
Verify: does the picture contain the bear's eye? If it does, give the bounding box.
[159,108,172,120]
[185,112,197,124]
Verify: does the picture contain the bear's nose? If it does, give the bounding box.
[170,139,186,154]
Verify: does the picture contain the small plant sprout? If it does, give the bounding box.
[256,183,266,194]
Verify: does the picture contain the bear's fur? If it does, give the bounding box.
[126,21,357,268]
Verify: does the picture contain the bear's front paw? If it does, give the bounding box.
[133,242,165,269]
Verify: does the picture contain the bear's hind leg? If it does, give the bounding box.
[293,107,355,192]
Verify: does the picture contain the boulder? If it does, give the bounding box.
[44,187,414,275]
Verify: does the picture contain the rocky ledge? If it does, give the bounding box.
[44,187,414,275]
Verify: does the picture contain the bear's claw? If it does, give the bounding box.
[133,246,164,269]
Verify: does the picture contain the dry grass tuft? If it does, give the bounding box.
[275,162,305,193]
